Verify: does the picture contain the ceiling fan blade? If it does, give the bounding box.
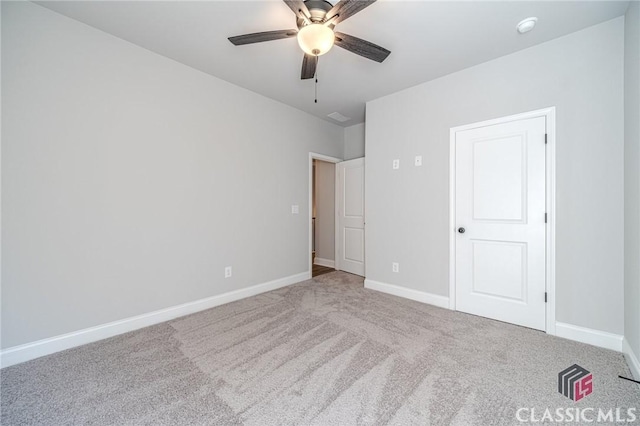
[326,0,376,25]
[283,0,311,23]
[334,32,390,63]
[301,54,317,80]
[228,29,297,46]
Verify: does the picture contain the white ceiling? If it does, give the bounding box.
[37,0,630,126]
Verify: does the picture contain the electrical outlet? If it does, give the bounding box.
[415,156,423,167]
[392,262,399,273]
[392,159,400,170]
[225,266,232,278]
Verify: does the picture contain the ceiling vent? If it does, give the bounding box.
[328,112,351,122]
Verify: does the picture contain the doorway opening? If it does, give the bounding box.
[309,153,341,277]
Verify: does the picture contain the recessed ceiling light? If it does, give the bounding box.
[517,17,538,34]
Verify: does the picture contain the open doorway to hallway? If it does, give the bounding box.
[312,158,336,277]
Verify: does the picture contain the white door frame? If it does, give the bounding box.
[309,152,342,277]
[448,107,556,334]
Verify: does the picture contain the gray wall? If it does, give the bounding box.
[314,161,335,262]
[624,1,640,365]
[1,2,343,349]
[344,123,365,160]
[366,18,624,334]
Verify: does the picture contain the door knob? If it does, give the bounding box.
[458,227,466,234]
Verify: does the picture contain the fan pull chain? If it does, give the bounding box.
[314,56,318,104]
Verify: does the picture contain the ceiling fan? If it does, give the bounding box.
[228,0,391,80]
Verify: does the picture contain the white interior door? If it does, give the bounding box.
[336,158,365,276]
[454,116,546,330]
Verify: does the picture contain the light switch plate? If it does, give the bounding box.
[291,205,299,214]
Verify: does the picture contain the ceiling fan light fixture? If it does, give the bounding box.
[297,23,335,56]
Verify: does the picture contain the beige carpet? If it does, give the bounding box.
[2,271,639,425]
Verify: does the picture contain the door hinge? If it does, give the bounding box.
[545,213,547,223]
[545,134,548,144]
[545,292,548,303]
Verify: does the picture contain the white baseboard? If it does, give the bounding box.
[622,338,640,381]
[555,322,623,352]
[313,257,335,268]
[364,279,450,309]
[0,271,310,369]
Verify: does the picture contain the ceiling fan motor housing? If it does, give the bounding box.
[297,0,335,28]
